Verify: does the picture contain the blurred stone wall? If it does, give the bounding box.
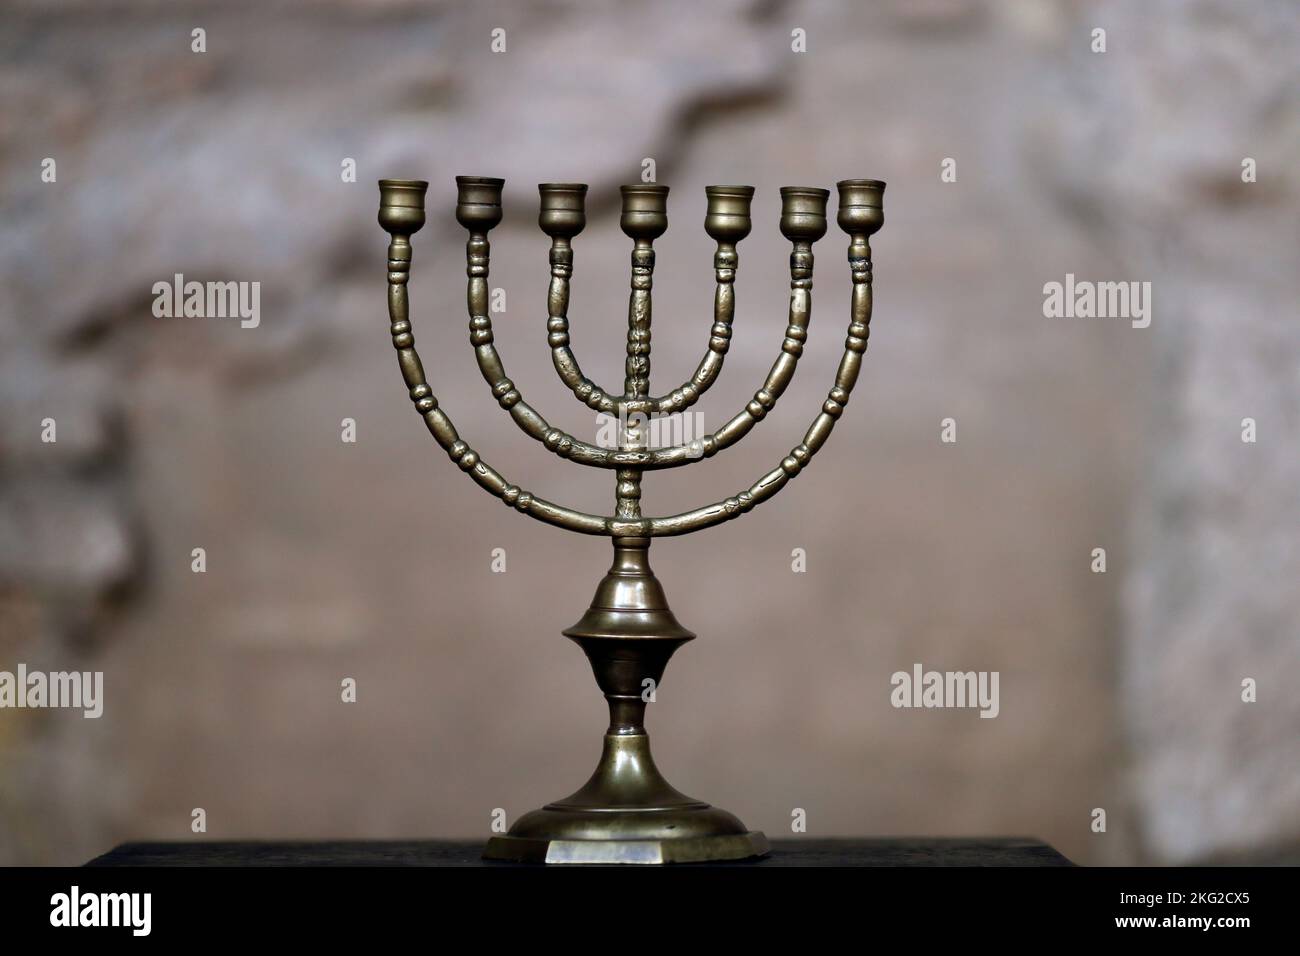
[0,0,1294,866]
[1067,0,1300,864]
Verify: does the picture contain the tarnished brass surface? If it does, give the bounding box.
[377,174,884,863]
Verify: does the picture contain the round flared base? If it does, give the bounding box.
[481,731,769,864]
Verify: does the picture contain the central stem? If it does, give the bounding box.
[617,237,655,521]
[624,238,654,401]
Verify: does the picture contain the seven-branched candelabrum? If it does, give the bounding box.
[378,176,884,864]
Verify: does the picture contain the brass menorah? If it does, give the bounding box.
[377,174,884,863]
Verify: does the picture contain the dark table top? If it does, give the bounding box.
[88,837,1072,867]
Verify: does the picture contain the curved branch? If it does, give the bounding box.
[464,231,635,467]
[646,241,738,415]
[459,230,746,471]
[546,237,621,415]
[385,231,609,536]
[632,238,816,466]
[466,234,823,473]
[645,249,873,537]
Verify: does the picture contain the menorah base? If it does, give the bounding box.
[480,539,768,864]
[482,731,769,864]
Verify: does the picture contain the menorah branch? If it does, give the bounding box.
[378,177,883,541]
[648,185,752,415]
[539,184,622,415]
[647,259,872,537]
[448,181,839,482]
[378,179,607,536]
[646,181,881,536]
[648,240,736,416]
[456,178,632,468]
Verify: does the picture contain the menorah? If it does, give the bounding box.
[377,174,884,863]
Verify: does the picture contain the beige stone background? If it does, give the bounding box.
[1,0,1296,866]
